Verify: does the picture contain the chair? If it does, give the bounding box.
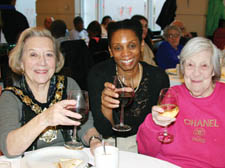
[89,38,109,53]
[0,43,18,88]
[60,40,94,90]
[88,38,110,64]
[92,50,110,65]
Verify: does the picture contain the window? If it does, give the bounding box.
[82,0,166,31]
[15,0,36,27]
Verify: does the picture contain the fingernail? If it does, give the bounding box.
[75,121,81,125]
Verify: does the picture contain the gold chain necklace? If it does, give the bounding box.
[5,75,65,143]
[116,63,142,93]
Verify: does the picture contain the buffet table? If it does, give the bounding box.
[0,146,180,168]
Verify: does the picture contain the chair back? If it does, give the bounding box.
[60,40,94,90]
[89,38,110,64]
[93,50,110,65]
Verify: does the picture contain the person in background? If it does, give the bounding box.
[101,15,112,38]
[87,19,169,153]
[156,25,183,70]
[50,19,70,45]
[0,27,100,158]
[213,19,225,50]
[87,20,102,43]
[87,20,110,65]
[131,15,157,66]
[137,37,225,167]
[44,16,54,30]
[70,16,89,44]
[0,0,29,44]
[171,20,192,46]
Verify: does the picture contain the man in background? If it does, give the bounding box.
[44,16,54,30]
[0,0,29,44]
[100,15,112,38]
[70,16,89,44]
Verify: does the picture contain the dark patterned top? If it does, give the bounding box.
[88,58,170,138]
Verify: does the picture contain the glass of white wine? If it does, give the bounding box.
[157,88,179,144]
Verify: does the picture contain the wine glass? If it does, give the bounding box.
[64,90,89,149]
[112,74,134,132]
[157,88,179,144]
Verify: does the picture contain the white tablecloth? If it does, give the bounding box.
[0,147,180,168]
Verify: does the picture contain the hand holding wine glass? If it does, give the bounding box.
[64,90,89,149]
[112,74,134,132]
[154,88,179,144]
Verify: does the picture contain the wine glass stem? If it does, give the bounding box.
[120,104,125,126]
[72,126,77,142]
[163,127,168,136]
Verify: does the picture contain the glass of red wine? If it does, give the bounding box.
[157,88,179,144]
[64,90,89,149]
[112,74,134,132]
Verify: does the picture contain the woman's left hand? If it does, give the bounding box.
[152,105,176,127]
[41,99,82,127]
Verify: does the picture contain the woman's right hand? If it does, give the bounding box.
[101,82,120,109]
[41,99,82,127]
[152,105,176,127]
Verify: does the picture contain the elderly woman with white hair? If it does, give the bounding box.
[137,37,225,167]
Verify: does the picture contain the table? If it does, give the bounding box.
[119,151,179,168]
[0,147,180,168]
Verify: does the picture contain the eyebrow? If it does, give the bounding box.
[111,40,138,45]
[26,48,54,52]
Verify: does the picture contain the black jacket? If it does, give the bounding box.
[156,0,177,30]
[1,6,29,44]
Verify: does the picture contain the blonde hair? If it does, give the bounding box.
[9,27,64,75]
[179,37,222,82]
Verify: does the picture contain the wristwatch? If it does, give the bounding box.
[88,136,102,146]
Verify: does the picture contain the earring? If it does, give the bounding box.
[21,69,24,75]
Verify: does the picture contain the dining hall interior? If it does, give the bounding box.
[0,0,225,167]
[0,0,224,90]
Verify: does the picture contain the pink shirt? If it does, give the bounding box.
[137,82,225,168]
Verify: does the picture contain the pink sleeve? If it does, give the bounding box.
[136,113,163,156]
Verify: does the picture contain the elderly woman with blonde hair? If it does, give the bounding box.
[137,37,225,167]
[0,27,99,158]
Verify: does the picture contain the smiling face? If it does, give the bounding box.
[21,36,56,88]
[183,50,215,98]
[109,29,144,73]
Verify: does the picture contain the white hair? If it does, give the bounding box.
[179,37,223,82]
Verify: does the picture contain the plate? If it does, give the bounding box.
[221,67,225,79]
[20,146,89,168]
[165,68,177,75]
